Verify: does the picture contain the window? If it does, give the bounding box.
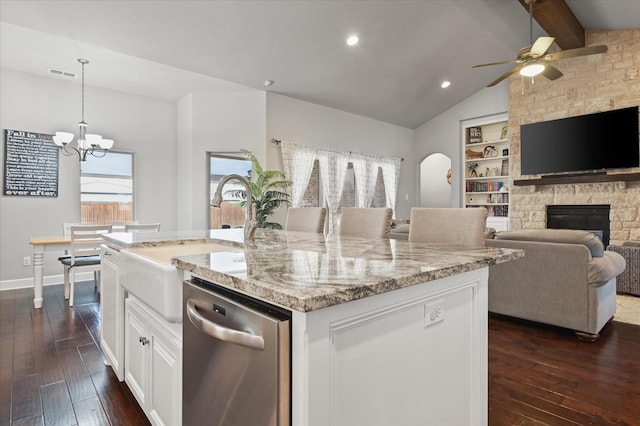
[207,153,252,229]
[80,151,134,225]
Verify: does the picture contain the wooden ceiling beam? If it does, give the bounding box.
[518,0,585,49]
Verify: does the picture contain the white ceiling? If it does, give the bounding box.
[0,0,638,129]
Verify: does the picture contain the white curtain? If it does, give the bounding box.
[351,156,378,208]
[381,158,402,216]
[318,151,349,234]
[279,141,401,225]
[281,141,317,207]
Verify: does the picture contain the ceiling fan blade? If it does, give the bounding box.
[472,59,520,68]
[543,45,608,61]
[530,37,555,57]
[542,64,563,81]
[487,65,524,87]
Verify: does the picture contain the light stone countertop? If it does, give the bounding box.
[102,228,244,249]
[149,229,523,312]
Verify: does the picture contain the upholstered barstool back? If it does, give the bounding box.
[285,208,327,233]
[339,207,393,239]
[409,208,488,247]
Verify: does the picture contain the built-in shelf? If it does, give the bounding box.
[513,172,640,186]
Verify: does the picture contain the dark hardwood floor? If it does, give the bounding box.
[2,282,639,425]
[488,314,640,425]
[0,282,149,426]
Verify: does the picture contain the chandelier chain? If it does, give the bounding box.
[81,60,85,123]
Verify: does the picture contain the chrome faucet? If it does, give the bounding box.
[211,174,258,243]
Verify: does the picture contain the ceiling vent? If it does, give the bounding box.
[48,68,77,78]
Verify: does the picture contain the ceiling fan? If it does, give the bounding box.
[473,0,607,87]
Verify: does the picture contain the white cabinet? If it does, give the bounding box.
[291,268,489,426]
[125,296,182,426]
[463,115,510,226]
[100,244,125,381]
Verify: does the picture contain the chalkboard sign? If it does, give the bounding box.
[3,129,59,197]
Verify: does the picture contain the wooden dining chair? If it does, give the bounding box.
[408,207,488,247]
[339,207,393,239]
[58,224,112,306]
[285,208,327,233]
[124,223,161,232]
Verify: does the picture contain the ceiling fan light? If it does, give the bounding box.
[520,63,545,77]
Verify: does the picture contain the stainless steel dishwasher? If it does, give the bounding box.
[183,277,291,426]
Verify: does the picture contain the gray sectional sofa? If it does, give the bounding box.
[486,229,626,341]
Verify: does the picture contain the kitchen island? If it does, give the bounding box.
[102,229,522,426]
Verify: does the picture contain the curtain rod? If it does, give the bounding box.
[270,138,404,161]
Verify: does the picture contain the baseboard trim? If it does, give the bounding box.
[0,272,95,291]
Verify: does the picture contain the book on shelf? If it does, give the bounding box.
[468,127,482,144]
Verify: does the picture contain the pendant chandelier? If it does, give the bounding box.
[53,58,114,161]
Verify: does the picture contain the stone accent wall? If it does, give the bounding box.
[508,29,640,244]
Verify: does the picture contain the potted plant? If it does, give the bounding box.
[226,149,291,229]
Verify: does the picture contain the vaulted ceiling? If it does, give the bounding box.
[0,0,637,129]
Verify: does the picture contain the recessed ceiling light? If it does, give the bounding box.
[346,35,359,46]
[264,80,274,87]
[441,80,451,89]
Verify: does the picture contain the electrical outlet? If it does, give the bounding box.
[23,256,31,266]
[424,300,445,328]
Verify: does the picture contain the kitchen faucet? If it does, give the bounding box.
[211,174,258,243]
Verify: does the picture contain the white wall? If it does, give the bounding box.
[420,153,452,207]
[266,92,415,219]
[0,69,177,284]
[414,82,509,207]
[176,90,266,231]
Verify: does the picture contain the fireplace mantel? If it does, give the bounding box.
[513,172,640,186]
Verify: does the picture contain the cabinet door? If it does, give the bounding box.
[125,299,148,410]
[148,325,182,426]
[100,250,124,380]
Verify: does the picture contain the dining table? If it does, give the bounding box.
[29,236,71,308]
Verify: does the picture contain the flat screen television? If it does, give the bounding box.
[520,106,639,175]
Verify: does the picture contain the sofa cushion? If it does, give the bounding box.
[494,229,604,257]
[393,224,410,234]
[588,251,626,284]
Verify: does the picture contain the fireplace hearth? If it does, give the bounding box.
[546,204,611,246]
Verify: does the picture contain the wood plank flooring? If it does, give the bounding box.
[488,314,640,425]
[0,282,149,426]
[1,282,639,425]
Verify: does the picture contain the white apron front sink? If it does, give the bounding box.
[119,243,233,322]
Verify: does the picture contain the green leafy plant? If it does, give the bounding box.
[226,149,291,229]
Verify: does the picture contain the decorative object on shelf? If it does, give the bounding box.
[224,149,291,230]
[468,162,478,178]
[52,59,114,161]
[468,127,482,144]
[501,126,508,139]
[501,159,509,176]
[466,148,484,159]
[483,145,498,158]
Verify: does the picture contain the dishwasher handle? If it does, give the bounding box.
[186,299,265,350]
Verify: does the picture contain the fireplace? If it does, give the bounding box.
[546,204,611,246]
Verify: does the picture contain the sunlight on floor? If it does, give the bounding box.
[615,294,640,326]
